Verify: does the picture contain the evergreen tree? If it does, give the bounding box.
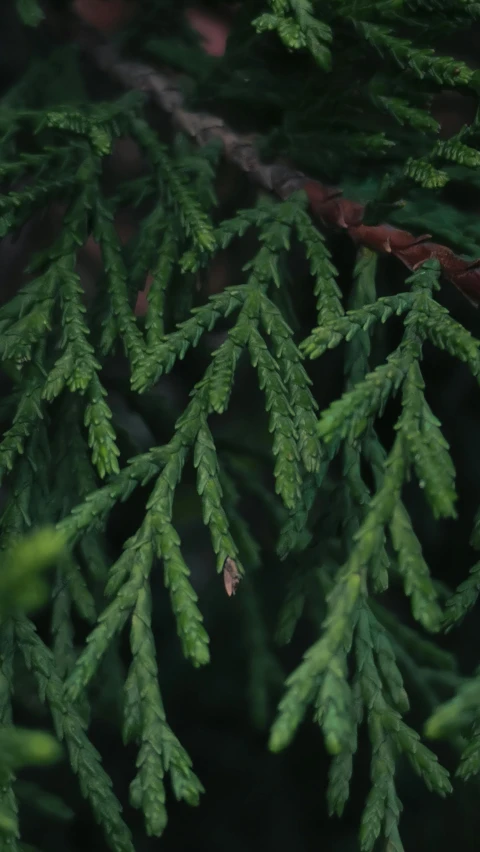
[2,1,480,850]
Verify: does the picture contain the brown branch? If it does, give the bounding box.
[85,33,480,308]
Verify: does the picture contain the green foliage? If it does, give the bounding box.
[0,527,66,615]
[2,2,480,851]
[0,528,66,847]
[15,0,43,28]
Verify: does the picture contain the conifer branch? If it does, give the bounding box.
[83,30,480,308]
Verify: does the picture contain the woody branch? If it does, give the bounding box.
[80,28,480,308]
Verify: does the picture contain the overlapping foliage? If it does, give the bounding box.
[2,0,480,850]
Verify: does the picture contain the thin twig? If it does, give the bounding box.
[83,31,480,308]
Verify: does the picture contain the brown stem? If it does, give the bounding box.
[82,30,480,308]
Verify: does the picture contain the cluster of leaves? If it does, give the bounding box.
[2,1,480,851]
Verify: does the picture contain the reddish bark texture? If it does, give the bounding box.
[304,180,480,306]
[74,1,480,309]
[185,6,233,56]
[74,0,135,32]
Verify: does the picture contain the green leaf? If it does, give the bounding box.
[0,728,61,770]
[0,528,66,616]
[16,0,44,27]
